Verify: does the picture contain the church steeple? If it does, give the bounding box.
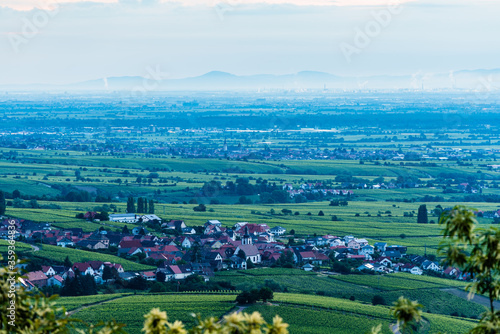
[242,226,252,245]
[223,138,228,152]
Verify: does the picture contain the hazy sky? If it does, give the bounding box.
[0,0,499,85]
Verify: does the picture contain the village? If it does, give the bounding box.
[1,212,470,293]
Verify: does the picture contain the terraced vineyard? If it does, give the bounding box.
[71,294,237,334]
[333,274,451,291]
[57,293,130,311]
[260,293,477,334]
[212,269,486,319]
[245,304,393,334]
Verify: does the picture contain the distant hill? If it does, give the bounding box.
[3,68,500,91]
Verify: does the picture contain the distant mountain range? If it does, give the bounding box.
[4,69,500,91]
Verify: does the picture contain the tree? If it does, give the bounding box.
[128,276,148,290]
[0,191,5,215]
[193,204,207,212]
[143,198,148,214]
[63,256,72,268]
[97,211,109,221]
[439,206,500,333]
[122,225,130,234]
[12,189,21,198]
[246,259,255,269]
[148,200,155,214]
[318,210,325,216]
[126,196,135,213]
[259,287,274,302]
[137,197,144,214]
[156,271,166,283]
[102,266,113,282]
[417,204,428,224]
[277,250,294,268]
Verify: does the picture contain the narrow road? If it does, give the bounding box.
[30,244,39,252]
[441,288,500,309]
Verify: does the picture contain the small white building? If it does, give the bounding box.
[270,226,287,236]
[109,214,140,224]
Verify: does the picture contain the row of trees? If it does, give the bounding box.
[126,196,155,214]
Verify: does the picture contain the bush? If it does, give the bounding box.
[372,295,386,306]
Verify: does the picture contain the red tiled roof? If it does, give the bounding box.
[27,271,48,282]
[119,240,142,249]
[169,265,182,274]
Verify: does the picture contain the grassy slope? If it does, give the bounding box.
[212,269,486,319]
[72,294,236,334]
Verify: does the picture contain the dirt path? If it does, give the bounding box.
[441,288,500,309]
[30,244,39,252]
[67,296,125,316]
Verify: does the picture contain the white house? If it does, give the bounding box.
[180,237,193,249]
[302,263,315,272]
[270,226,286,236]
[57,237,74,248]
[41,266,56,277]
[422,260,440,272]
[359,245,374,255]
[410,266,423,275]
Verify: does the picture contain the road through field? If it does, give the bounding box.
[441,288,500,309]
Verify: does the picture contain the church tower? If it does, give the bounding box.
[242,226,252,245]
[223,138,228,152]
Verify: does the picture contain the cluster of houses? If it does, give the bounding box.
[1,217,468,290]
[283,183,354,198]
[19,261,124,290]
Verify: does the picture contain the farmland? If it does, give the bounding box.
[2,92,500,333]
[63,291,478,334]
[69,294,237,333]
[212,269,486,319]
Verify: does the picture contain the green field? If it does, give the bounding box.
[212,269,486,319]
[57,293,131,311]
[70,294,236,333]
[64,291,478,334]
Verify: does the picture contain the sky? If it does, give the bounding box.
[0,0,499,85]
